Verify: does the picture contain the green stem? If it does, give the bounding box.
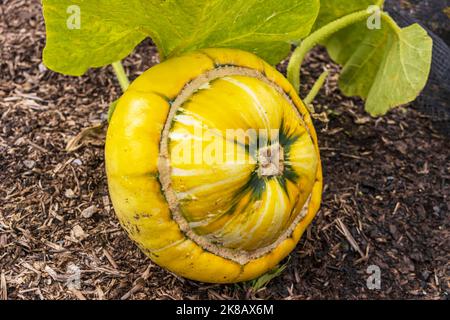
[287,9,398,94]
[304,69,329,109]
[376,0,386,8]
[287,10,370,92]
[112,61,130,92]
[381,12,402,33]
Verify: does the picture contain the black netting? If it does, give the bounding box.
[386,0,450,136]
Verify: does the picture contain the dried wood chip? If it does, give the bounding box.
[81,205,98,219]
[65,122,106,152]
[1,272,7,300]
[121,265,152,300]
[0,234,7,248]
[70,288,87,300]
[103,248,119,270]
[336,218,365,258]
[64,188,77,199]
[22,159,35,169]
[71,225,87,241]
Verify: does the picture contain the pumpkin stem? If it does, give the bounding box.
[258,144,284,177]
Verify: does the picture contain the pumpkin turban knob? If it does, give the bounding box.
[106,48,323,283]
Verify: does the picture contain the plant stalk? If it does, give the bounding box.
[304,69,329,111]
[112,61,130,92]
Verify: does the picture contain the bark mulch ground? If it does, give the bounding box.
[1,0,449,300]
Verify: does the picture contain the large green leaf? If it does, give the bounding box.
[42,0,320,76]
[312,0,432,116]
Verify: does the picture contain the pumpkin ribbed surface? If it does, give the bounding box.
[106,48,322,283]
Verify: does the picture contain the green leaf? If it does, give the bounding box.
[107,99,119,123]
[249,261,288,291]
[311,1,432,116]
[42,0,320,76]
[325,20,432,116]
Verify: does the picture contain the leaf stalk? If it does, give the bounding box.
[112,61,130,92]
[287,10,370,92]
[304,69,329,111]
[287,9,399,94]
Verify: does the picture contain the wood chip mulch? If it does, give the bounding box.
[1,0,449,300]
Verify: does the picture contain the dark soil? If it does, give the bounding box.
[1,0,449,300]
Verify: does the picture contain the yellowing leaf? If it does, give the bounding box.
[42,0,320,76]
[325,21,432,116]
[313,0,432,115]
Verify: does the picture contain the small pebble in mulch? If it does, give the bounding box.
[81,205,98,219]
[22,160,35,169]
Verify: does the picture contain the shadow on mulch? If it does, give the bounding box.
[0,0,449,300]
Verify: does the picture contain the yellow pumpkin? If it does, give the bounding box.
[105,48,322,283]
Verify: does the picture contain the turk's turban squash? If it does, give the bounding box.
[106,48,322,283]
